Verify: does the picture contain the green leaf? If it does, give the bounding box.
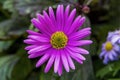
[111,61,120,76]
[3,0,15,12]
[0,55,19,80]
[108,79,120,80]
[0,0,6,4]
[11,55,33,80]
[0,41,13,53]
[96,64,113,78]
[39,65,57,80]
[0,18,29,40]
[3,0,57,15]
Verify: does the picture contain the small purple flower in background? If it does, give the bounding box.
[107,30,120,44]
[100,41,120,64]
[24,5,92,76]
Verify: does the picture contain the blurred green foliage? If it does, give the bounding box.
[0,0,120,80]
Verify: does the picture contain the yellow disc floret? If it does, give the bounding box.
[50,31,68,49]
[105,41,113,51]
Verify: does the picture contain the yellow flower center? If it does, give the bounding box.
[105,42,113,51]
[50,31,68,49]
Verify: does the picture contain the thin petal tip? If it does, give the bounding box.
[36,13,40,16]
[26,30,31,33]
[35,63,40,68]
[89,40,93,44]
[23,40,27,43]
[24,47,29,50]
[28,51,32,54]
[66,68,70,72]
[44,69,48,73]
[58,73,62,76]
[28,55,32,58]
[71,66,75,70]
[86,51,89,54]
[73,8,76,12]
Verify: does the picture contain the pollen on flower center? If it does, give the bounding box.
[105,42,113,51]
[50,31,68,49]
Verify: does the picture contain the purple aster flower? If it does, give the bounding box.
[24,5,92,76]
[100,41,120,64]
[107,30,120,44]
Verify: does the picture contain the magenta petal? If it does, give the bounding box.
[56,5,61,30]
[67,15,81,34]
[36,53,50,67]
[81,27,91,31]
[44,50,55,73]
[65,50,75,70]
[72,56,83,64]
[31,18,41,30]
[75,53,86,60]
[74,17,85,32]
[58,60,63,76]
[26,30,41,35]
[78,17,86,27]
[28,35,49,42]
[68,46,89,54]
[69,17,86,34]
[43,11,56,32]
[69,51,85,60]
[24,39,38,44]
[78,48,89,54]
[65,9,76,33]
[28,44,51,54]
[61,50,70,72]
[56,5,64,30]
[59,5,64,30]
[66,47,86,60]
[68,40,93,46]
[68,17,86,35]
[64,5,70,31]
[28,52,44,58]
[37,13,52,35]
[25,45,38,50]
[69,30,91,40]
[27,30,49,39]
[68,9,76,21]
[31,18,49,36]
[66,48,83,64]
[65,5,70,20]
[54,51,60,73]
[49,7,56,25]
